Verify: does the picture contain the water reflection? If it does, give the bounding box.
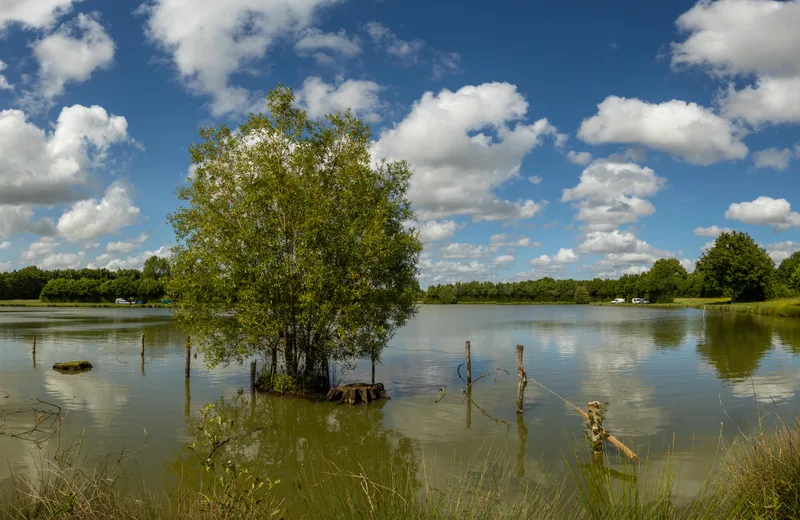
[168,393,420,516]
[697,314,774,381]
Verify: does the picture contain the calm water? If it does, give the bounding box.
[2,305,800,508]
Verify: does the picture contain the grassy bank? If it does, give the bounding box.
[591,297,800,318]
[0,299,170,308]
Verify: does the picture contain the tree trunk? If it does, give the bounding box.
[327,383,389,405]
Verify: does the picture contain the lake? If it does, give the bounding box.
[2,304,800,510]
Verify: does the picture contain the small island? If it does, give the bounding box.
[52,361,93,373]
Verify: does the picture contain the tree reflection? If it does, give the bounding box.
[774,318,800,353]
[167,393,420,516]
[650,316,689,350]
[696,315,774,380]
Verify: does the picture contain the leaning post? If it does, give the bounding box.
[516,344,527,414]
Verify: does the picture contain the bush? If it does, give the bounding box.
[574,285,591,304]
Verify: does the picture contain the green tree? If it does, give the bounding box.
[646,258,688,303]
[790,266,800,292]
[778,252,800,285]
[143,255,171,280]
[168,86,422,392]
[695,231,774,302]
[573,285,590,304]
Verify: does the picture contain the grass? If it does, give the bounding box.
[6,407,800,520]
[0,299,169,308]
[592,297,800,318]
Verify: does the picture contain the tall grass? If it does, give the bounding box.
[6,408,800,519]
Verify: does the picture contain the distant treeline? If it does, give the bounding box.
[0,256,170,303]
[424,251,800,305]
[422,272,710,304]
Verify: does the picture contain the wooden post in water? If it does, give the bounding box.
[250,360,257,394]
[32,336,36,367]
[184,335,191,379]
[516,344,526,414]
[140,334,145,357]
[371,356,376,385]
[465,340,472,386]
[588,401,604,459]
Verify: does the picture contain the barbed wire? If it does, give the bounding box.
[384,345,465,356]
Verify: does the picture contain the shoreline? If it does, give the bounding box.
[419,298,800,318]
[0,299,170,309]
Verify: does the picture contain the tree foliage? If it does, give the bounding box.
[695,231,774,302]
[790,266,800,292]
[143,255,171,280]
[646,258,688,303]
[573,285,590,304]
[168,86,422,392]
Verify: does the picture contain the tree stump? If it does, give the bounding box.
[326,383,389,405]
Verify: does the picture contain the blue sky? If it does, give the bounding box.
[0,0,799,286]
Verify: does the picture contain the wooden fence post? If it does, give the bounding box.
[250,360,257,393]
[516,345,526,414]
[465,340,472,386]
[141,334,145,357]
[184,335,191,379]
[588,401,605,458]
[371,356,376,385]
[466,388,472,429]
[33,336,36,355]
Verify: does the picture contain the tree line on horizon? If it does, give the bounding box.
[424,232,800,305]
[0,256,171,303]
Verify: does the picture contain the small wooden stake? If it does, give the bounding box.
[465,340,472,386]
[588,401,605,457]
[574,406,638,461]
[140,334,145,357]
[184,335,191,379]
[250,360,257,393]
[516,344,526,414]
[371,356,376,385]
[33,336,36,354]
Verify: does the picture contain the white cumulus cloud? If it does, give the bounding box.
[725,196,800,230]
[296,76,383,123]
[671,0,800,126]
[562,159,666,231]
[31,13,114,104]
[105,232,150,254]
[294,28,360,65]
[57,181,141,241]
[753,147,792,171]
[567,150,593,165]
[0,0,76,30]
[41,251,85,269]
[766,241,800,264]
[373,82,559,222]
[694,225,732,237]
[21,236,60,261]
[0,104,129,205]
[141,0,338,116]
[0,60,13,90]
[440,243,491,260]
[416,220,459,243]
[578,96,748,165]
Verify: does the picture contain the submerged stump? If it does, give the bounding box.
[53,360,93,373]
[327,383,389,405]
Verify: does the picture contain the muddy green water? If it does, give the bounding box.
[2,305,800,508]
